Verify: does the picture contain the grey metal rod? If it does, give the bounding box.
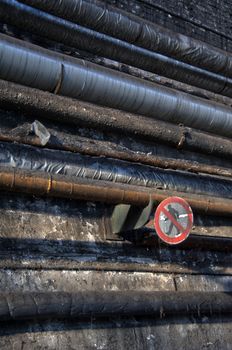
[1,0,232,97]
[2,35,232,137]
[17,0,232,79]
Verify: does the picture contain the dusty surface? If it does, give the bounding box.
[0,1,232,348]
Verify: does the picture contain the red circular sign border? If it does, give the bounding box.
[154,196,193,245]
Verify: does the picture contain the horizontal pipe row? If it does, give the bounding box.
[2,122,232,179]
[2,142,232,200]
[5,107,230,170]
[0,292,231,320]
[4,34,232,138]
[89,56,232,108]
[1,38,232,137]
[1,1,232,97]
[1,167,232,216]
[2,79,232,159]
[18,0,232,78]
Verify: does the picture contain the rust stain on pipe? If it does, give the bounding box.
[1,167,232,216]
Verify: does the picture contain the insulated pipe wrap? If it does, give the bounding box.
[2,35,232,137]
[2,166,232,216]
[1,142,232,200]
[20,0,140,43]
[2,0,232,97]
[0,40,61,91]
[19,0,232,77]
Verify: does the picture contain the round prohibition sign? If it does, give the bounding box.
[154,197,193,245]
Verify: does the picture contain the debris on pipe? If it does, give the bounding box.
[1,121,232,179]
[18,0,232,79]
[1,79,232,158]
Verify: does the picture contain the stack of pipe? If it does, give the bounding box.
[1,0,232,328]
[0,0,232,217]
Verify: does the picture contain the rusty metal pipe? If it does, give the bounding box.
[1,128,232,179]
[1,167,232,216]
[1,80,232,160]
[2,141,232,200]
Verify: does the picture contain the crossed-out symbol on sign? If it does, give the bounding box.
[166,205,182,235]
[154,197,193,245]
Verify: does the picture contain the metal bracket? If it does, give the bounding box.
[110,198,155,235]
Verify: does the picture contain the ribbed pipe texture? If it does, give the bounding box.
[1,0,232,97]
[2,34,232,137]
[18,0,232,78]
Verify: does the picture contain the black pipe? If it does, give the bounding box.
[2,36,232,137]
[0,292,231,320]
[2,110,232,178]
[1,0,232,97]
[1,79,232,159]
[17,0,232,79]
[1,141,232,200]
